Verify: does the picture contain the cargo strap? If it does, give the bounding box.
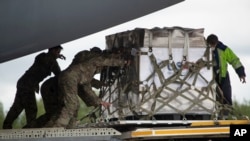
[81,29,246,123]
[138,51,216,118]
[87,54,219,121]
[96,31,217,120]
[133,31,215,118]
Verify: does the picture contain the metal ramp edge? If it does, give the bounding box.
[0,127,121,141]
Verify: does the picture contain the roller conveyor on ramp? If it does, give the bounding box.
[0,120,249,141]
[0,128,121,141]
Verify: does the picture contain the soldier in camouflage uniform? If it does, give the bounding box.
[41,76,104,115]
[3,45,65,129]
[23,76,104,128]
[45,47,129,128]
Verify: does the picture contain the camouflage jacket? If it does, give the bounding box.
[59,52,126,107]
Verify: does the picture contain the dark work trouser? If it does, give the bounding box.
[3,88,37,129]
[217,73,232,106]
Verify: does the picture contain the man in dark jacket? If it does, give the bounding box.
[206,34,246,107]
[3,45,65,129]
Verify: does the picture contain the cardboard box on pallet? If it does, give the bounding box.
[100,27,216,120]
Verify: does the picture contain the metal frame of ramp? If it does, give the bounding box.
[0,128,121,141]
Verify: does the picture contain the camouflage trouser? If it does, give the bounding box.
[25,76,95,128]
[45,73,80,128]
[36,76,101,128]
[45,107,78,128]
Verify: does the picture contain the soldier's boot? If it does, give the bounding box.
[3,122,12,129]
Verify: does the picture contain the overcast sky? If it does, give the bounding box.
[0,0,250,112]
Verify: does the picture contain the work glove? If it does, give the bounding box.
[240,76,246,83]
[59,54,66,60]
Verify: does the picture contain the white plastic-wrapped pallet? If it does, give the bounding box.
[100,27,216,120]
